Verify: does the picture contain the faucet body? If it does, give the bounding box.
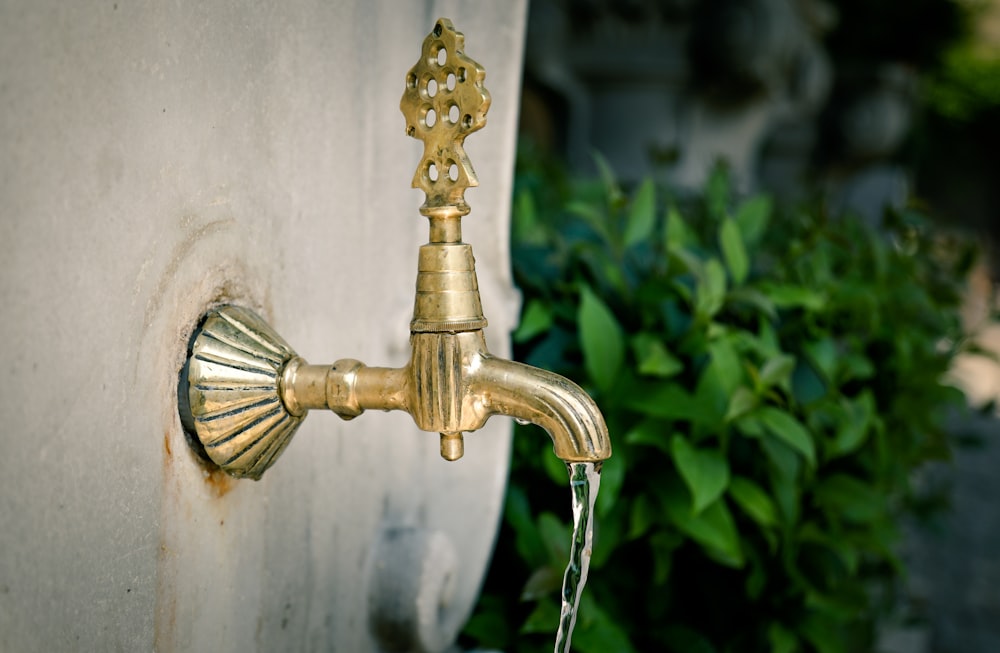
[178,18,610,480]
[282,328,610,464]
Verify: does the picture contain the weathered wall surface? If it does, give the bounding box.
[0,1,525,650]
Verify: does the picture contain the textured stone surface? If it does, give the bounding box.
[0,2,525,650]
[902,276,1000,653]
[904,408,1000,653]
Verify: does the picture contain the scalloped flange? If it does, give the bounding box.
[179,305,303,480]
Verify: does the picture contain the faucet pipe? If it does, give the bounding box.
[277,330,611,465]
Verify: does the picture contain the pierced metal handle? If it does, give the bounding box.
[400,18,490,221]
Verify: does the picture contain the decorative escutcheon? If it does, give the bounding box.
[179,306,304,480]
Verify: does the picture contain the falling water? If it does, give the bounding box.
[553,461,601,653]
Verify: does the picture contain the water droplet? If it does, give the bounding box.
[514,417,531,426]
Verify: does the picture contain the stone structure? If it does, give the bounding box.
[0,2,526,651]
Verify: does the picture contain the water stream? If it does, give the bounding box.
[553,461,601,653]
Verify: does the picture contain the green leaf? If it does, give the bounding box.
[623,383,708,423]
[512,188,546,246]
[671,435,731,513]
[650,531,684,584]
[537,512,569,566]
[627,494,658,540]
[512,299,553,343]
[596,446,625,517]
[696,258,727,319]
[804,337,837,381]
[662,624,719,653]
[758,407,816,468]
[662,479,744,567]
[505,486,547,568]
[707,338,743,394]
[632,333,684,378]
[693,362,730,428]
[738,548,765,598]
[728,476,779,528]
[705,164,730,221]
[720,218,750,284]
[757,317,781,357]
[814,474,885,524]
[799,612,848,653]
[759,283,827,311]
[797,522,860,575]
[769,467,801,525]
[725,386,758,422]
[735,195,772,247]
[767,623,798,653]
[792,359,828,404]
[623,419,672,453]
[520,566,561,601]
[666,205,699,250]
[625,178,657,247]
[840,352,875,381]
[735,414,765,438]
[592,150,624,206]
[521,598,560,634]
[566,200,609,240]
[761,435,801,481]
[590,499,627,569]
[572,596,639,653]
[726,287,777,320]
[542,448,570,485]
[463,596,511,648]
[579,284,625,391]
[759,353,796,390]
[829,392,874,458]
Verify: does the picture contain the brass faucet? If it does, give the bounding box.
[178,18,611,480]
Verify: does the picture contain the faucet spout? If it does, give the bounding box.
[473,357,611,464]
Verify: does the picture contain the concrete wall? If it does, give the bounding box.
[0,1,526,650]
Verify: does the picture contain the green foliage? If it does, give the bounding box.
[924,45,1000,121]
[461,154,976,653]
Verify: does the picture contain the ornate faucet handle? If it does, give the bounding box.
[400,18,491,219]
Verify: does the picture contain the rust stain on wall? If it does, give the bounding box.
[202,465,236,499]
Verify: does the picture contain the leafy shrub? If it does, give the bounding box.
[461,151,976,653]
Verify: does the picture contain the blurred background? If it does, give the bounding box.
[464,1,1000,652]
[518,0,999,233]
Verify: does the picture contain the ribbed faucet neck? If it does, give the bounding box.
[410,239,487,334]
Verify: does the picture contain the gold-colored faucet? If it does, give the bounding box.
[178,19,611,480]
